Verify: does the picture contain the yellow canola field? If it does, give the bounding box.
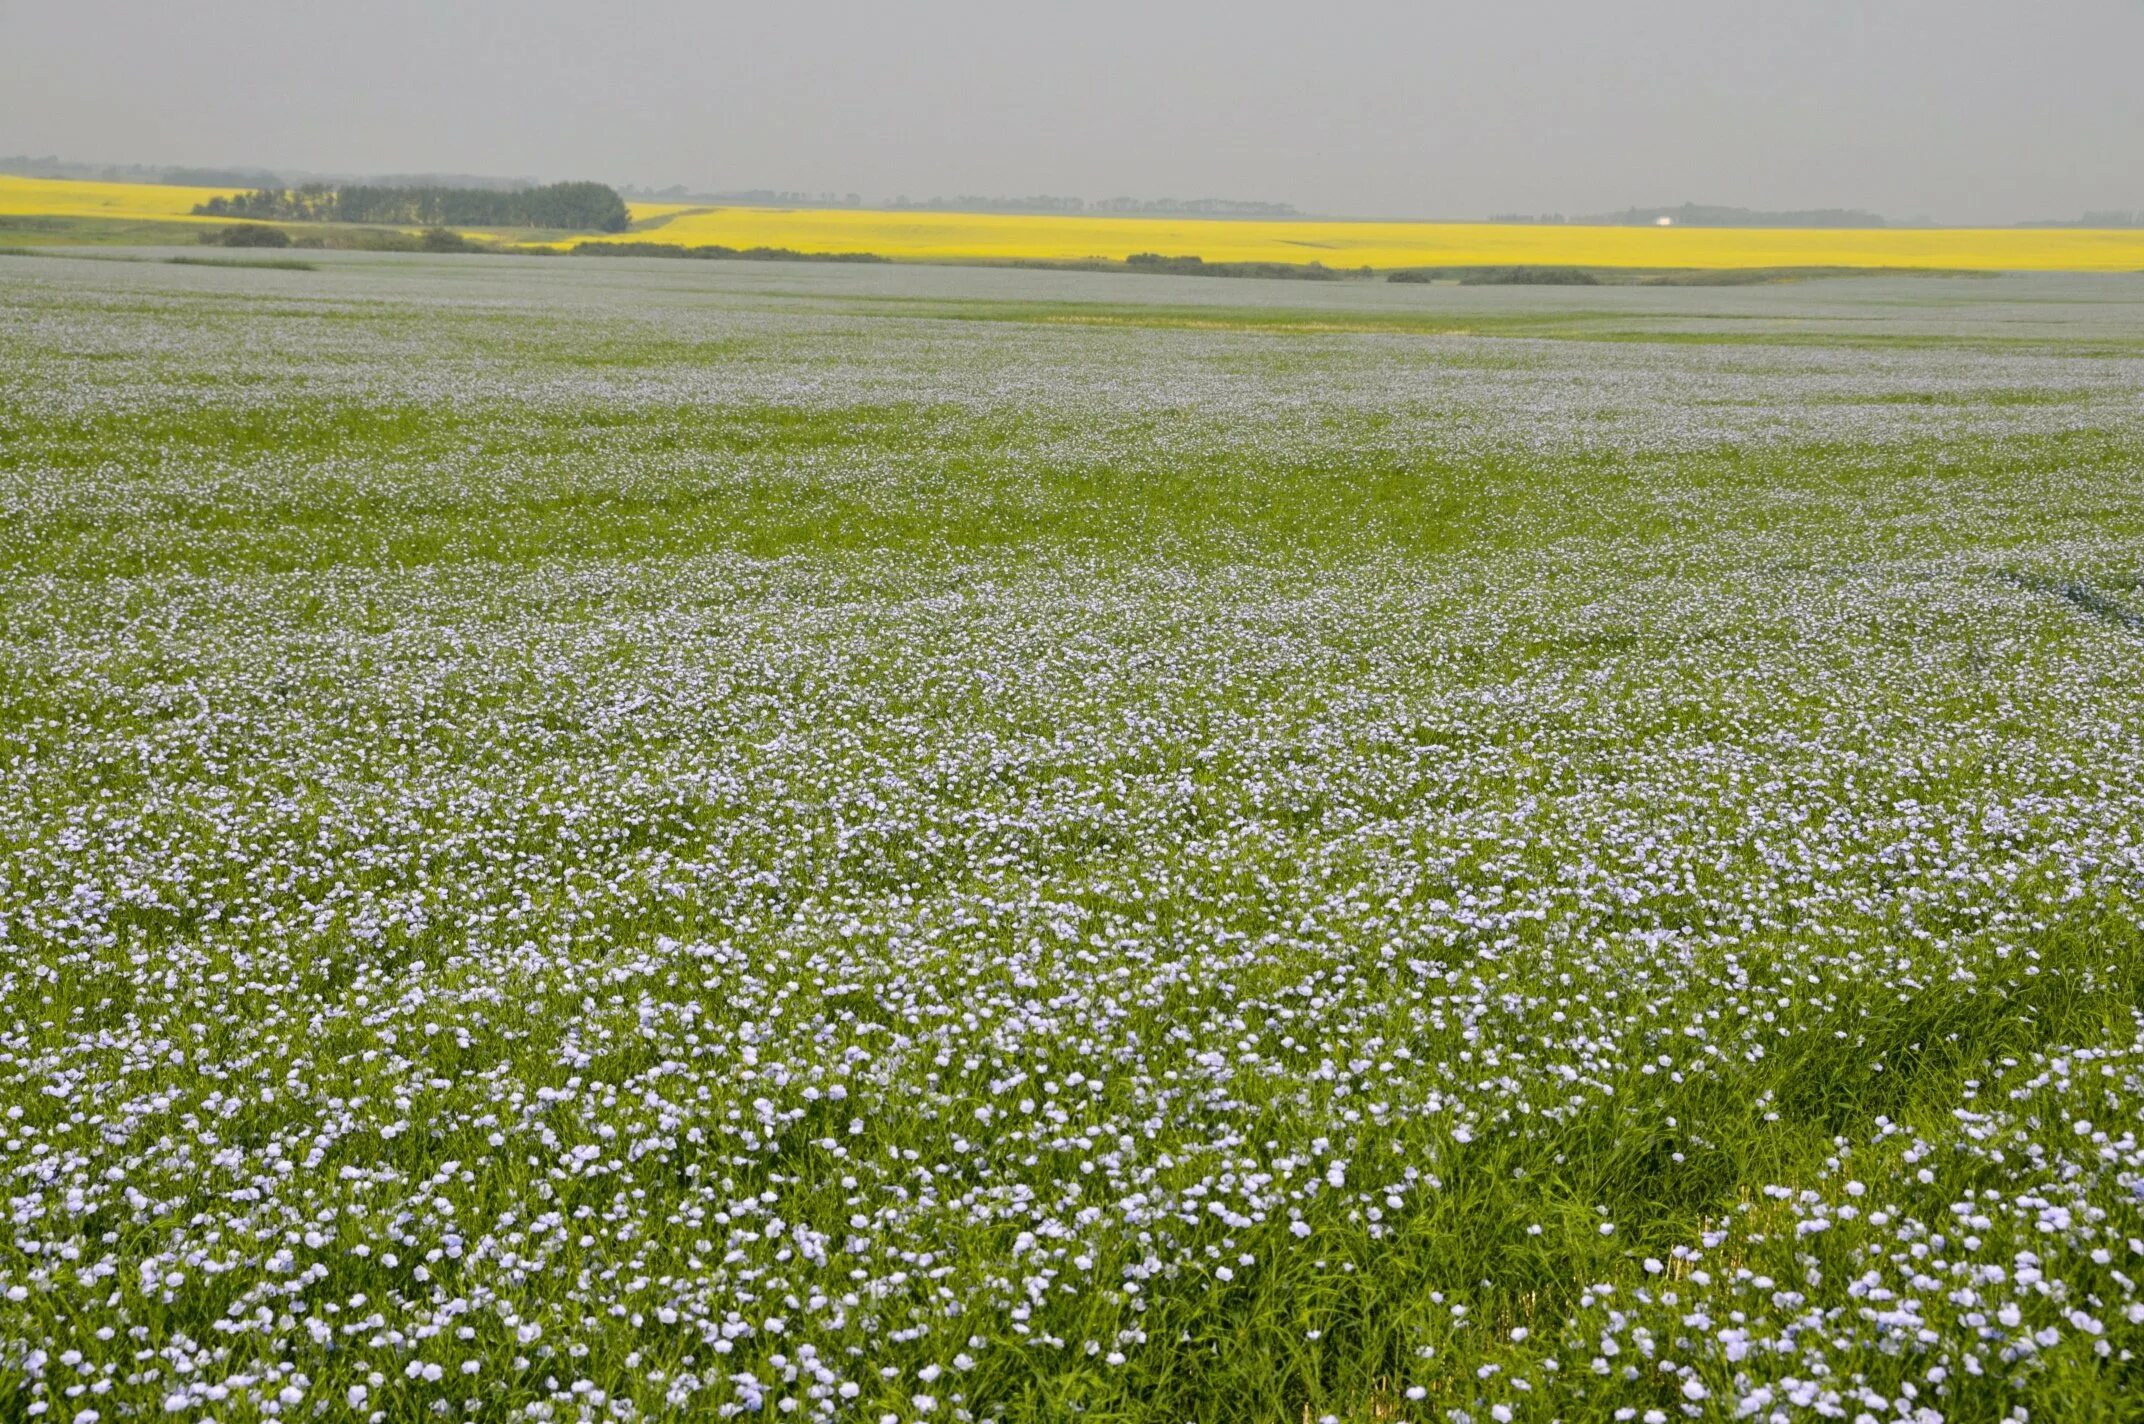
[6,173,2141,271]
[0,173,246,223]
[610,204,2144,273]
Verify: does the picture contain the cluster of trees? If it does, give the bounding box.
[201,224,292,248]
[194,181,629,232]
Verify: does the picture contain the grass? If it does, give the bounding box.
[0,212,213,245]
[0,207,568,254]
[2,254,2143,1422]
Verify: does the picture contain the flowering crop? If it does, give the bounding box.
[2,254,2143,1422]
[12,172,2144,270]
[0,174,245,224]
[598,204,2144,272]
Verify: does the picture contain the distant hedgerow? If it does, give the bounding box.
[196,181,630,233]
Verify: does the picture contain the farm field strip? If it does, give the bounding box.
[0,173,246,223]
[606,203,2144,272]
[11,174,2144,270]
[3,255,2144,1422]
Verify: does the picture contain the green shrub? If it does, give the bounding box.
[196,181,630,233]
[203,224,292,249]
[1457,265,1600,285]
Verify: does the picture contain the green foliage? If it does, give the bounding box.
[1127,251,1342,279]
[196,180,630,232]
[200,222,292,248]
[1457,266,1601,285]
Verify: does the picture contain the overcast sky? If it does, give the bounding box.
[4,0,2142,223]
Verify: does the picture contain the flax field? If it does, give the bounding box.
[4,254,2144,1424]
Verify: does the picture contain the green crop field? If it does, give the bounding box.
[4,252,2144,1423]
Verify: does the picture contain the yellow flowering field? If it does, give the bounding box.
[609,203,2144,272]
[0,173,244,224]
[7,172,2143,269]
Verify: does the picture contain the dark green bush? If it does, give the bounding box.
[1458,266,1600,285]
[196,181,630,233]
[203,224,292,248]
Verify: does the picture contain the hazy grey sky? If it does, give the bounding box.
[5,0,2142,223]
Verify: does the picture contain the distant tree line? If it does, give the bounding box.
[3,155,556,190]
[630,189,865,208]
[889,194,1090,214]
[1123,253,1345,280]
[1584,204,1889,228]
[2,154,286,187]
[2019,211,2143,229]
[194,181,629,232]
[885,195,1301,217]
[1097,197,1299,217]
